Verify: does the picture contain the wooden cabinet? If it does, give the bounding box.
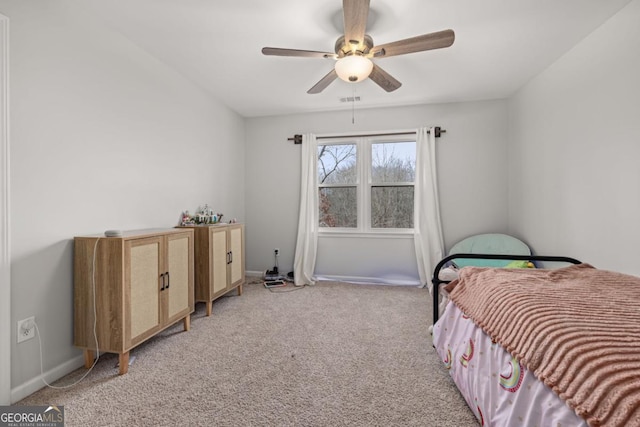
[182,224,244,316]
[73,228,194,374]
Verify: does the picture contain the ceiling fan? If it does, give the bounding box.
[261,0,455,94]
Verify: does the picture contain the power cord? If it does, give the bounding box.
[265,282,309,293]
[35,237,101,389]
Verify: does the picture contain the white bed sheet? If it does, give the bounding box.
[433,301,587,427]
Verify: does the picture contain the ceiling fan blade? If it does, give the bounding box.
[343,0,370,48]
[370,29,455,58]
[262,47,337,59]
[308,69,338,94]
[369,64,401,92]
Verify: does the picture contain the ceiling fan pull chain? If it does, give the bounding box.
[352,86,356,124]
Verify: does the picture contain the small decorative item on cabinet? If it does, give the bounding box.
[192,204,224,225]
[180,210,195,226]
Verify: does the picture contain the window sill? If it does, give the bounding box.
[318,229,415,239]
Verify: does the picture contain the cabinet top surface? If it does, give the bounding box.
[75,228,193,240]
[177,223,242,229]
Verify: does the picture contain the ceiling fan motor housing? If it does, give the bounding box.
[335,34,374,57]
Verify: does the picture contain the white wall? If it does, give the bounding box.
[245,100,510,282]
[508,0,640,275]
[0,1,245,400]
[0,12,9,405]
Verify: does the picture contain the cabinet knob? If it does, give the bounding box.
[160,273,166,291]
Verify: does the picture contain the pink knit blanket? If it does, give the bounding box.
[446,264,640,427]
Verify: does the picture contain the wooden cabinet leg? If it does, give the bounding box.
[118,352,129,375]
[238,284,243,296]
[206,301,212,317]
[84,349,95,369]
[183,315,191,331]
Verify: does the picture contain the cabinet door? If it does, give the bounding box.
[210,228,228,295]
[228,225,244,287]
[165,232,194,324]
[126,236,162,347]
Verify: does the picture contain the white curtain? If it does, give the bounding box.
[414,127,445,293]
[293,133,318,286]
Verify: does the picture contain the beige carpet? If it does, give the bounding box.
[19,279,478,426]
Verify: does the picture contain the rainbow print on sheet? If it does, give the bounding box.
[474,397,485,426]
[460,339,474,367]
[443,347,452,370]
[500,356,524,392]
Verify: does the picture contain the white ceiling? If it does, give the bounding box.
[70,0,632,118]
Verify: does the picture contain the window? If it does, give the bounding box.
[318,136,416,232]
[318,143,357,228]
[370,141,415,228]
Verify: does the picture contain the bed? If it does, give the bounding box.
[430,234,640,426]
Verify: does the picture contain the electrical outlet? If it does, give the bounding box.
[17,316,36,343]
[274,248,279,256]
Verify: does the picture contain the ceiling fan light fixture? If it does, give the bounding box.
[334,55,373,83]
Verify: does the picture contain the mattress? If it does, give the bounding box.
[433,301,587,426]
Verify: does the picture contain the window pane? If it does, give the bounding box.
[319,187,357,228]
[318,144,357,184]
[371,186,414,228]
[371,142,416,183]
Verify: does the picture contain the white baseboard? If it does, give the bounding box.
[11,354,85,404]
[247,270,421,286]
[245,270,264,277]
[315,274,421,286]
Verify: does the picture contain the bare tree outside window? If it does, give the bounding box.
[318,144,357,228]
[371,142,415,228]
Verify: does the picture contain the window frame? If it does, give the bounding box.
[317,134,416,236]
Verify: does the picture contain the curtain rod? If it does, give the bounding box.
[287,126,445,144]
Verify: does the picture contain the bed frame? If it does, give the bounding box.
[431,253,582,326]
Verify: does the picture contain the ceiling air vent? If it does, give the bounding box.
[339,96,361,103]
